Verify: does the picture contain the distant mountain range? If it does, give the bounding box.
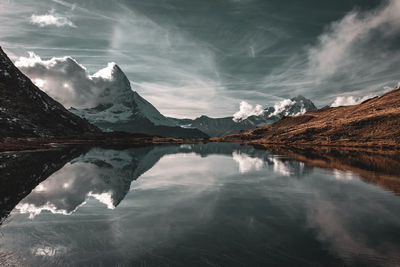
[65,61,316,137]
[0,46,317,140]
[0,47,99,140]
[219,87,400,148]
[1,46,400,150]
[68,63,208,138]
[170,95,317,137]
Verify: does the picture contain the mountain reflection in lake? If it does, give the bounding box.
[1,143,400,266]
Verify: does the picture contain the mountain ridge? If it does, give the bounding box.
[13,51,317,138]
[67,63,209,138]
[67,62,319,138]
[170,95,317,137]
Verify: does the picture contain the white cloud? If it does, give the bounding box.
[330,83,400,107]
[269,98,295,117]
[330,94,375,107]
[13,49,227,118]
[14,149,138,218]
[31,246,67,257]
[232,97,309,121]
[308,0,400,81]
[332,169,357,181]
[383,81,400,93]
[13,51,230,120]
[32,78,46,87]
[260,0,400,107]
[233,101,264,121]
[268,156,292,176]
[232,152,263,173]
[88,192,115,209]
[330,96,358,107]
[30,10,76,28]
[2,0,229,118]
[17,202,70,219]
[15,52,127,109]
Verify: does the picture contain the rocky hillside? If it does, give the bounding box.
[0,47,99,139]
[218,88,400,149]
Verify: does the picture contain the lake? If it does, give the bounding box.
[1,143,400,266]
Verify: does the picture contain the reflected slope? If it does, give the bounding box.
[13,143,265,218]
[262,145,400,194]
[0,147,86,223]
[4,143,400,221]
[1,143,400,266]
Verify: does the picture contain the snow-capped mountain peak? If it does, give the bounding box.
[64,61,176,127]
[14,52,207,138]
[172,95,317,137]
[267,95,317,118]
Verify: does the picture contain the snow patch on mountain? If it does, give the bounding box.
[232,95,316,123]
[92,62,117,80]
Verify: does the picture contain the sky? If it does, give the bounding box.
[1,0,400,118]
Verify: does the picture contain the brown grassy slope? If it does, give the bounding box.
[217,88,400,149]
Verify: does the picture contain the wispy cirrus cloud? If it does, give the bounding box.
[307,0,400,81]
[30,9,76,28]
[261,0,400,106]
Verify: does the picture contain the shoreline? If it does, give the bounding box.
[0,133,211,153]
[1,135,399,154]
[212,139,400,151]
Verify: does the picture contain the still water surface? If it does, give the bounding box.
[0,143,400,266]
